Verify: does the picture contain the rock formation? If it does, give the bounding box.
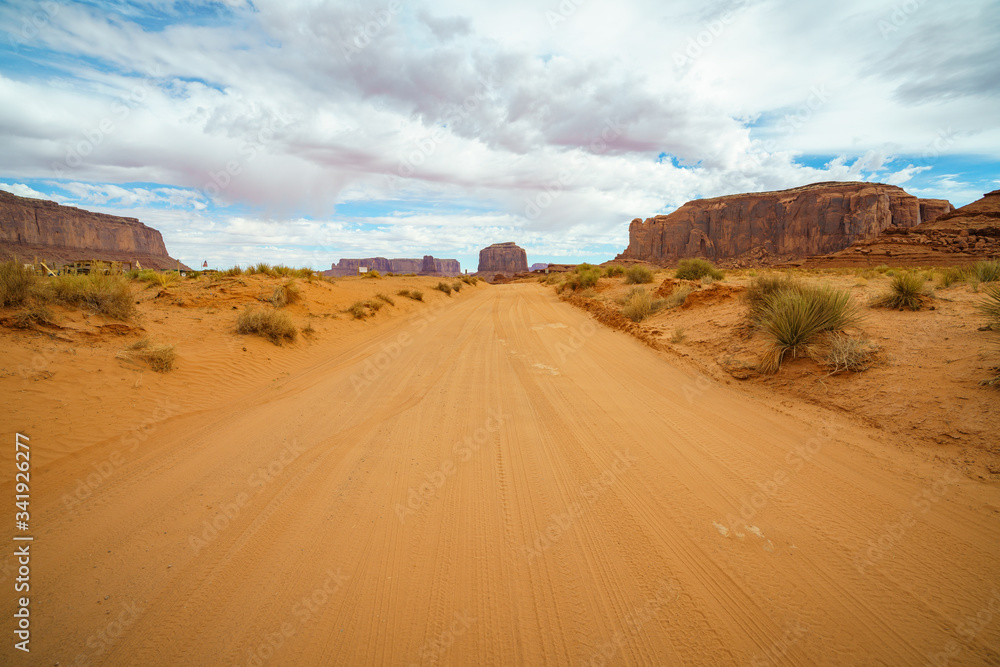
[478,242,527,275]
[0,189,187,270]
[324,256,461,277]
[919,199,955,224]
[529,263,550,272]
[798,189,1000,268]
[617,182,953,266]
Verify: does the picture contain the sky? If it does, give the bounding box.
[1,0,998,272]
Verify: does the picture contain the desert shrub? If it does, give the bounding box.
[436,282,452,295]
[302,318,316,336]
[236,307,297,344]
[675,258,723,281]
[361,270,381,279]
[978,284,1000,328]
[128,338,177,372]
[604,264,625,277]
[151,271,179,288]
[561,264,603,291]
[819,333,881,374]
[376,292,395,306]
[272,265,293,277]
[938,267,964,288]
[221,266,244,277]
[460,275,479,285]
[49,273,136,320]
[452,281,462,292]
[9,304,55,329]
[250,262,275,277]
[757,285,859,374]
[670,327,687,343]
[407,290,424,301]
[364,298,384,312]
[620,286,668,322]
[624,265,654,285]
[744,274,802,323]
[665,285,693,309]
[874,264,890,274]
[0,259,36,308]
[969,259,1000,284]
[269,279,302,308]
[347,301,368,319]
[872,272,925,310]
[397,289,410,297]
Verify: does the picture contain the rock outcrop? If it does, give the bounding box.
[324,256,461,277]
[617,182,951,266]
[919,199,955,224]
[0,189,187,270]
[478,242,527,275]
[798,190,1000,268]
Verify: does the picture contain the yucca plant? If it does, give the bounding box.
[872,272,925,310]
[758,286,859,374]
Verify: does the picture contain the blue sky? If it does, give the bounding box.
[1,0,998,271]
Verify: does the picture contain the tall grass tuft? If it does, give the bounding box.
[675,258,723,281]
[604,264,625,277]
[236,307,297,344]
[376,292,395,306]
[744,274,801,323]
[269,279,302,308]
[620,286,668,322]
[49,273,136,320]
[0,259,35,308]
[978,284,1000,328]
[968,259,1000,284]
[872,272,925,310]
[757,286,859,374]
[436,282,452,295]
[624,265,654,285]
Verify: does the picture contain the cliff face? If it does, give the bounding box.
[0,190,185,270]
[326,256,461,276]
[798,190,1000,268]
[478,242,527,275]
[617,182,946,265]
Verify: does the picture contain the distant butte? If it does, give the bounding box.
[478,242,527,277]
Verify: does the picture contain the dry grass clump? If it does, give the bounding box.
[675,258,723,281]
[396,289,424,301]
[236,307,297,344]
[813,333,882,375]
[0,259,36,308]
[560,264,603,291]
[127,337,177,372]
[10,304,56,329]
[624,265,654,285]
[619,286,668,322]
[452,281,462,292]
[347,301,368,319]
[871,272,926,310]
[361,270,382,279]
[756,285,859,374]
[604,264,625,277]
[460,275,480,285]
[664,285,693,309]
[49,273,136,320]
[937,267,964,288]
[376,292,395,306]
[269,279,302,307]
[220,266,245,277]
[436,282,452,295]
[670,327,687,344]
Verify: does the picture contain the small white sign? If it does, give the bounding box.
[358,267,368,274]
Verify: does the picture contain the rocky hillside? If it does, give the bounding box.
[617,182,952,267]
[0,190,187,270]
[797,189,1000,268]
[324,256,461,277]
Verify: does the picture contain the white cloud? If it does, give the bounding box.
[0,182,52,200]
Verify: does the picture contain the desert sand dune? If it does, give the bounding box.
[7,283,1000,665]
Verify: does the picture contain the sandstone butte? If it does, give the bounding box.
[478,241,528,276]
[324,256,462,277]
[616,181,955,267]
[797,188,1000,268]
[0,189,188,270]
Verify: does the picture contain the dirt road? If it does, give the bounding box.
[10,284,1000,665]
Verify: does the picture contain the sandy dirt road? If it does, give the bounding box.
[6,283,1000,665]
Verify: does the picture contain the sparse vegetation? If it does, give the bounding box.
[872,272,926,310]
[460,275,480,285]
[376,292,395,306]
[365,298,384,312]
[48,273,136,320]
[968,259,1000,286]
[744,274,802,324]
[0,259,35,308]
[624,265,654,285]
[675,258,723,281]
[756,285,859,374]
[452,281,462,292]
[664,285,693,309]
[10,304,56,329]
[560,264,603,292]
[817,333,881,375]
[670,327,687,344]
[220,266,244,277]
[436,282,453,296]
[604,264,625,277]
[128,337,177,372]
[269,280,302,308]
[619,286,668,322]
[407,290,424,301]
[361,270,382,279]
[347,301,368,319]
[938,267,964,288]
[236,307,297,344]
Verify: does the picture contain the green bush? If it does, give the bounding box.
[675,258,723,281]
[744,274,802,323]
[0,259,35,308]
[236,307,297,344]
[604,264,625,277]
[757,285,859,374]
[968,259,1000,284]
[624,265,654,285]
[872,272,925,310]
